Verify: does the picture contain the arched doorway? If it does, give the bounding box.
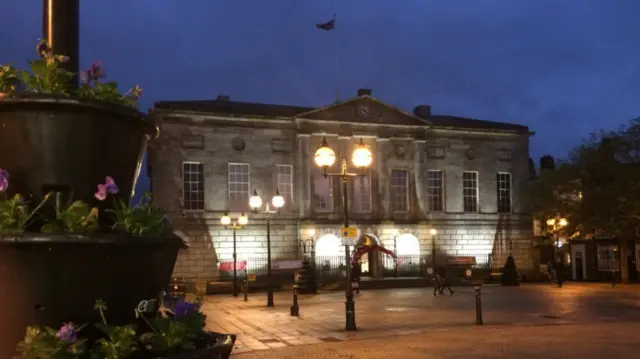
[314,234,345,280]
[395,234,421,276]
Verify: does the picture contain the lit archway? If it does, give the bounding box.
[314,234,346,272]
[385,233,421,269]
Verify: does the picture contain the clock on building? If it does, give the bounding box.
[357,104,371,118]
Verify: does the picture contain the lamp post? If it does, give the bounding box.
[249,189,285,307]
[314,137,373,331]
[303,228,316,261]
[546,217,568,261]
[391,229,399,277]
[221,212,249,297]
[430,228,437,269]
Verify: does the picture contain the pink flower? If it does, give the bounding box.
[94,176,118,201]
[0,168,8,193]
[94,184,107,201]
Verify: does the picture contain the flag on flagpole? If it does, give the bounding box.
[316,15,336,31]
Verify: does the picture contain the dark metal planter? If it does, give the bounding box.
[0,233,186,359]
[0,94,158,204]
[164,332,237,359]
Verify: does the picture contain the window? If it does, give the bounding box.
[313,173,333,212]
[276,165,293,207]
[353,170,372,213]
[182,162,204,211]
[597,245,619,272]
[496,172,511,213]
[426,170,444,212]
[228,163,250,210]
[463,171,479,212]
[390,169,410,212]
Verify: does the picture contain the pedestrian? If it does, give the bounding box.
[351,261,361,295]
[432,269,443,296]
[554,258,564,288]
[438,267,454,295]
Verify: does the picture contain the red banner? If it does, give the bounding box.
[219,261,247,272]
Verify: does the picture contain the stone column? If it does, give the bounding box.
[376,138,389,217]
[297,134,311,217]
[413,140,426,216]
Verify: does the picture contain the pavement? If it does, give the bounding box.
[201,283,640,355]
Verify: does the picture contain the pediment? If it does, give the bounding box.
[295,96,430,126]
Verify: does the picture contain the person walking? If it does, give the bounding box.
[432,268,443,296]
[438,267,454,295]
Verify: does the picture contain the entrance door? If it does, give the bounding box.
[575,251,584,281]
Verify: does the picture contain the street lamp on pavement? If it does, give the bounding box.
[220,212,249,297]
[314,137,373,331]
[391,229,399,277]
[249,189,285,308]
[546,217,568,260]
[429,228,437,268]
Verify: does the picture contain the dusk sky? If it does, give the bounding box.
[2,1,640,194]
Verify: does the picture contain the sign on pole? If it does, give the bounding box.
[340,226,358,246]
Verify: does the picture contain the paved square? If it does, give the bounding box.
[202,283,640,354]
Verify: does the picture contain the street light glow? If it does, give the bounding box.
[308,228,316,237]
[352,139,373,168]
[271,190,285,209]
[314,137,336,168]
[546,218,556,226]
[249,189,263,211]
[558,218,568,227]
[220,212,231,226]
[238,213,248,226]
[429,228,437,236]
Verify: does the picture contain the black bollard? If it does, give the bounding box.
[475,286,483,325]
[290,286,299,317]
[243,279,248,302]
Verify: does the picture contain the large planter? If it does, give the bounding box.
[0,94,158,204]
[0,233,186,358]
[166,332,236,359]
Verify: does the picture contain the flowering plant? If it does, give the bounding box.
[0,40,142,107]
[0,169,171,237]
[15,295,208,359]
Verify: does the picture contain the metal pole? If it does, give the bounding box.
[475,285,483,325]
[267,216,274,307]
[432,235,436,268]
[233,227,238,297]
[290,284,299,316]
[394,236,399,277]
[343,172,356,331]
[43,0,80,86]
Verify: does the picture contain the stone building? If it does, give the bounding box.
[148,89,535,282]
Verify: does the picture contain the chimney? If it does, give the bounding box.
[216,95,230,101]
[413,105,431,119]
[357,88,372,97]
[43,0,80,86]
[540,155,556,171]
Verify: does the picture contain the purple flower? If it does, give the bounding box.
[88,61,105,81]
[0,168,8,193]
[174,299,200,318]
[94,176,118,201]
[79,71,89,85]
[56,323,78,343]
[36,40,50,58]
[104,176,118,194]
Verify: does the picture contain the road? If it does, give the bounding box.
[201,283,640,355]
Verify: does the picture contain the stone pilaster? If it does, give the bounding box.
[376,138,390,216]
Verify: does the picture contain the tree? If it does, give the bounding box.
[529,119,640,240]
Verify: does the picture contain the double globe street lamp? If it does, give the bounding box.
[220,212,249,297]
[249,189,285,308]
[313,137,373,331]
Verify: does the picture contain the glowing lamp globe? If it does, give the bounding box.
[546,218,556,226]
[314,137,336,168]
[249,190,262,211]
[271,190,285,209]
[220,213,231,226]
[352,139,373,168]
[558,218,568,227]
[308,228,316,237]
[238,213,249,226]
[429,228,437,236]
